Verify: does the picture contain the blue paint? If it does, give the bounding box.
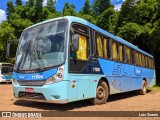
[13,68,57,81]
[3,75,12,80]
[98,58,155,92]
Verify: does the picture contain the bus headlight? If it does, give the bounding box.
[45,66,64,85]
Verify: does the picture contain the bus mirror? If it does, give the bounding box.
[6,39,19,59]
[6,42,10,58]
[72,34,79,52]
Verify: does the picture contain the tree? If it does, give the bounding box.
[16,0,22,6]
[79,14,96,24]
[0,22,15,61]
[117,22,143,43]
[151,0,160,23]
[115,0,137,34]
[134,0,155,25]
[81,0,91,15]
[96,7,118,34]
[149,19,160,81]
[14,5,24,19]
[34,0,43,23]
[93,0,112,16]
[62,2,77,16]
[47,0,56,13]
[8,13,32,38]
[27,0,35,7]
[6,1,15,18]
[149,20,160,54]
[42,6,58,20]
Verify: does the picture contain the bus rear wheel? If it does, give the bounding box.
[91,81,109,105]
[139,80,147,95]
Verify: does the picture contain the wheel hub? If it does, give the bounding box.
[96,86,105,99]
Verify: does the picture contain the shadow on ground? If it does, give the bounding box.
[14,90,147,111]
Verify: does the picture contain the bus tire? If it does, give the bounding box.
[91,81,109,105]
[139,80,147,95]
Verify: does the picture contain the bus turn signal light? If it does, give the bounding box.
[72,84,75,88]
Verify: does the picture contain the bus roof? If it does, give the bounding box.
[24,16,153,58]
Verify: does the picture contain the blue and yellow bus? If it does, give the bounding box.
[12,16,156,104]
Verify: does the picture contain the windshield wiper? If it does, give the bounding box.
[33,49,44,71]
[17,40,31,71]
[32,39,45,71]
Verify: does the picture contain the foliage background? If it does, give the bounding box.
[0,0,160,83]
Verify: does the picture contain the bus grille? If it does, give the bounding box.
[17,80,45,86]
[19,92,46,100]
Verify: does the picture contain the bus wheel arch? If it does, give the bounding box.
[140,78,147,95]
[99,77,110,95]
[91,77,110,105]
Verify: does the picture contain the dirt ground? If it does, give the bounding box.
[0,83,160,120]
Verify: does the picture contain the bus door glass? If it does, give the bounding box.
[69,23,91,73]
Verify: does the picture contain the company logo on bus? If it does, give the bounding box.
[18,75,25,79]
[134,67,142,76]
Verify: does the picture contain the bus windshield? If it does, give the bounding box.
[1,64,13,75]
[15,19,68,71]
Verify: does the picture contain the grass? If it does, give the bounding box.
[148,82,160,94]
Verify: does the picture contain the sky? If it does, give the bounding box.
[0,0,125,23]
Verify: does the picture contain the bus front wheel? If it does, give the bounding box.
[139,80,147,95]
[91,81,109,105]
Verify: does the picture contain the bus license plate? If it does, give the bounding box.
[25,88,34,93]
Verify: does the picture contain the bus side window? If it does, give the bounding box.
[142,54,145,67]
[135,52,139,66]
[138,53,141,66]
[96,33,103,57]
[148,58,151,68]
[76,34,87,60]
[131,49,135,64]
[126,47,131,64]
[119,44,123,62]
[103,37,110,59]
[152,59,154,68]
[103,38,107,58]
[112,41,118,60]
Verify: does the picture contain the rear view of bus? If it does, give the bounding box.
[0,63,13,83]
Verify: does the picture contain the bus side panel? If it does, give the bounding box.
[68,74,100,102]
[98,58,155,94]
[148,70,156,87]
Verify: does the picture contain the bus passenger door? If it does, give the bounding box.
[68,23,91,101]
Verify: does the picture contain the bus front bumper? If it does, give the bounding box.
[12,81,69,104]
[14,97,69,104]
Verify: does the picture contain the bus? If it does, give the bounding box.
[0,63,13,83]
[11,16,156,105]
